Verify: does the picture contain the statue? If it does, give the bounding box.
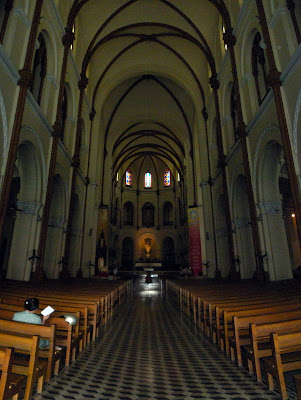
[144,238,152,260]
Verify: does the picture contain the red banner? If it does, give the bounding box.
[188,207,202,276]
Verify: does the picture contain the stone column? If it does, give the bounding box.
[0,0,13,44]
[210,75,235,278]
[33,28,75,281]
[256,0,301,251]
[0,0,44,280]
[286,0,301,44]
[79,108,95,275]
[202,107,219,278]
[224,28,264,281]
[62,74,88,278]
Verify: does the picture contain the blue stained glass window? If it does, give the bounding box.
[164,170,170,186]
[145,172,152,188]
[126,170,132,186]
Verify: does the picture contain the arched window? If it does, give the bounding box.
[251,32,269,105]
[142,202,154,227]
[144,171,152,188]
[163,202,173,226]
[125,169,132,186]
[61,86,68,142]
[164,170,171,187]
[30,33,47,105]
[123,202,133,226]
[230,85,238,140]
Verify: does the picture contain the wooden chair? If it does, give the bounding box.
[0,346,25,400]
[263,331,301,400]
[0,332,45,400]
[0,318,61,382]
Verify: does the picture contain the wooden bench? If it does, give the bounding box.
[263,331,301,400]
[0,318,61,382]
[245,318,301,382]
[294,374,301,400]
[0,332,45,400]
[46,314,79,367]
[1,294,100,341]
[219,304,301,355]
[210,298,299,342]
[228,309,301,365]
[0,308,77,368]
[0,346,25,400]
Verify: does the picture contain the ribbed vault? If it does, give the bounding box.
[57,0,232,205]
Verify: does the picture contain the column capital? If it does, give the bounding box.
[18,68,32,87]
[4,0,13,13]
[72,155,80,168]
[78,74,88,90]
[89,108,96,121]
[209,75,220,90]
[202,107,208,121]
[267,68,282,88]
[62,28,75,48]
[52,121,62,138]
[223,28,236,47]
[236,122,247,139]
[218,154,227,169]
[286,0,296,11]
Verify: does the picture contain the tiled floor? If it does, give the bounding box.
[32,276,296,400]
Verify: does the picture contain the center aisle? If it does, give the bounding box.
[33,277,287,400]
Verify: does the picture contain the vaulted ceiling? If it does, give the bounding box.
[57,0,239,200]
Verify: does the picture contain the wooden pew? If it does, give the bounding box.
[0,318,61,382]
[46,315,78,367]
[0,332,45,400]
[210,298,299,342]
[228,308,301,363]
[0,346,25,400]
[294,374,301,400]
[1,294,100,341]
[0,308,77,368]
[219,304,301,355]
[245,318,301,382]
[263,331,301,400]
[0,300,88,349]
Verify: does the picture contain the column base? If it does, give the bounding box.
[76,268,83,278]
[228,269,241,281]
[215,269,222,280]
[32,268,44,282]
[60,267,70,281]
[253,268,266,282]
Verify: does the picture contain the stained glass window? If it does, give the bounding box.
[125,170,132,186]
[164,170,170,187]
[145,172,152,188]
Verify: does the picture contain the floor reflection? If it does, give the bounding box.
[134,275,163,303]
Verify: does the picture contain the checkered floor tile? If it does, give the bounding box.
[32,277,296,399]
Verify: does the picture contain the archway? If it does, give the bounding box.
[162,237,175,269]
[216,194,231,278]
[43,174,66,279]
[69,194,81,277]
[233,175,255,279]
[6,141,41,281]
[121,237,134,270]
[259,142,293,280]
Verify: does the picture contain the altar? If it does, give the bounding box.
[135,262,162,271]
